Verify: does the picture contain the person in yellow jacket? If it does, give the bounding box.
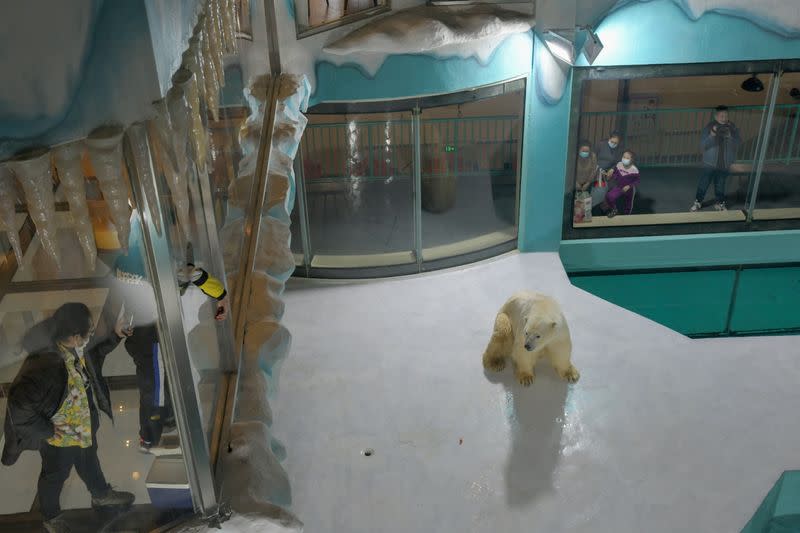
[113,220,228,453]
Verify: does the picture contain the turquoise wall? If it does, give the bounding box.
[310,32,533,105]
[560,231,800,272]
[571,270,736,335]
[571,265,800,337]
[582,0,800,67]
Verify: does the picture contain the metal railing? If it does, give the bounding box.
[300,115,522,181]
[579,104,800,167]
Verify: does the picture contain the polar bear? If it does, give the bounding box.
[482,291,579,386]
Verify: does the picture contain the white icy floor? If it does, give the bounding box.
[273,252,800,533]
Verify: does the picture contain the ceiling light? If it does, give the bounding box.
[741,75,764,92]
[542,30,575,65]
[580,27,603,65]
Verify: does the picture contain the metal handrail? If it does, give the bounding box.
[579,104,800,167]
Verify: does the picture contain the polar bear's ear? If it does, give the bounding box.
[550,321,558,329]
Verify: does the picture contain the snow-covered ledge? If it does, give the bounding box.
[321,5,534,76]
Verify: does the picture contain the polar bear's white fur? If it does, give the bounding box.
[482,291,579,386]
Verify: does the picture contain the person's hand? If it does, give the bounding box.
[114,314,134,338]
[623,185,631,192]
[215,296,229,321]
[710,125,717,136]
[605,169,614,178]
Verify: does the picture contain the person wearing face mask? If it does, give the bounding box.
[2,303,135,532]
[595,131,623,175]
[575,141,598,192]
[602,150,640,218]
[691,105,741,212]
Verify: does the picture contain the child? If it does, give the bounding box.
[603,150,640,218]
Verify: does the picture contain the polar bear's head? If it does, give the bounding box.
[522,315,559,351]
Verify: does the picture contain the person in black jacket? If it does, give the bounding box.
[2,303,135,533]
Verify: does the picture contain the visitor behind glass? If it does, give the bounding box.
[2,303,135,533]
[595,131,623,175]
[602,150,640,218]
[690,105,741,212]
[575,140,598,192]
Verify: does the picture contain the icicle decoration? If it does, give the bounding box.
[220,0,237,53]
[53,141,97,268]
[186,34,207,118]
[86,125,131,250]
[148,100,191,242]
[204,4,225,88]
[10,148,62,269]
[126,122,163,235]
[173,67,208,174]
[0,163,24,267]
[199,18,221,121]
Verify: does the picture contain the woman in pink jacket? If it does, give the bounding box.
[603,150,640,218]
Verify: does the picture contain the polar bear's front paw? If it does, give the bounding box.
[482,352,506,372]
[516,370,535,387]
[560,365,580,383]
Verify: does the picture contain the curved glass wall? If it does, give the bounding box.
[292,80,525,277]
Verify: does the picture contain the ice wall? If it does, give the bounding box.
[199,73,309,532]
[0,0,161,160]
[611,0,800,37]
[322,5,533,77]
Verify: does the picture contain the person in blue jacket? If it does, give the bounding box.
[113,218,228,453]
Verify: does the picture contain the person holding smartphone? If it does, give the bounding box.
[113,219,228,454]
[2,303,135,532]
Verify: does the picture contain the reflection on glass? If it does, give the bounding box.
[0,159,192,527]
[753,71,800,220]
[297,0,387,33]
[419,90,523,259]
[573,74,772,227]
[301,111,415,268]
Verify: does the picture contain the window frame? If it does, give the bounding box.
[294,0,391,40]
[562,59,800,241]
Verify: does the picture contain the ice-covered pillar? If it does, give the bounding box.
[212,74,309,530]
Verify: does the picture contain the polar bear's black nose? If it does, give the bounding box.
[524,343,533,351]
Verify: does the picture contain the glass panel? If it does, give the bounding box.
[142,115,230,449]
[0,148,191,524]
[572,73,773,228]
[419,90,523,260]
[752,71,800,220]
[301,111,415,268]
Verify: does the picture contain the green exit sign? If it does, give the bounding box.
[444,145,457,153]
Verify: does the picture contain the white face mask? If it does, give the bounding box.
[621,158,632,166]
[609,141,619,149]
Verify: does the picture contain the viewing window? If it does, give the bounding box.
[564,62,800,238]
[292,79,525,277]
